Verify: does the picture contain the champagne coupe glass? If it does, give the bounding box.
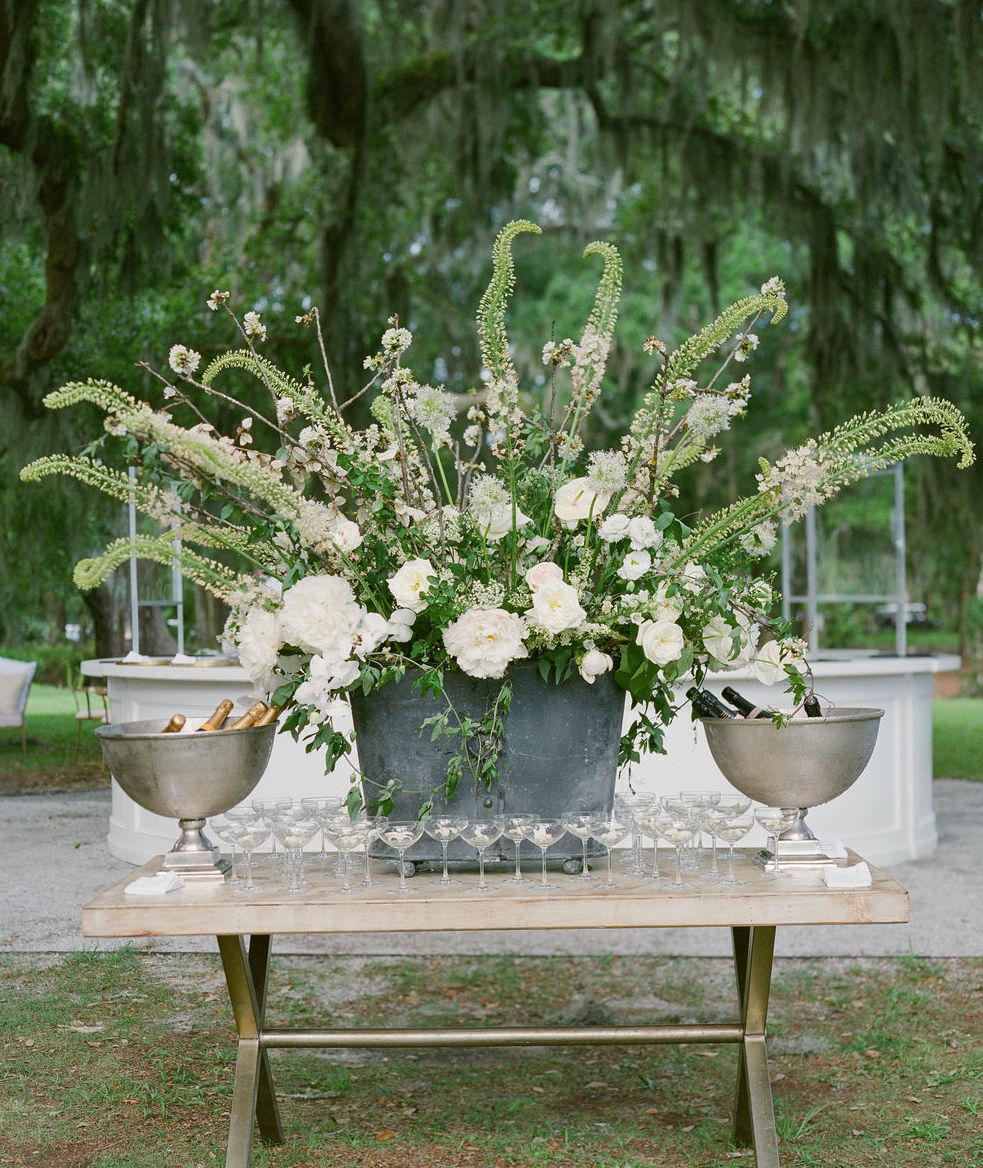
[271,810,320,893]
[678,791,713,870]
[703,796,753,879]
[252,797,291,868]
[375,821,425,895]
[460,820,504,892]
[588,815,630,889]
[632,805,672,882]
[658,801,700,888]
[323,806,357,877]
[423,815,468,885]
[522,820,567,891]
[223,814,270,891]
[560,813,596,881]
[361,814,388,888]
[753,806,803,877]
[325,815,371,893]
[301,795,343,859]
[494,813,534,885]
[209,815,241,886]
[711,813,755,886]
[614,793,656,874]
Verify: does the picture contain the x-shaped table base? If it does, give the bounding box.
[217,925,779,1168]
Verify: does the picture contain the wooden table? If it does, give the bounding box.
[82,853,909,1168]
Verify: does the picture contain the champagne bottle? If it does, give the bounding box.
[720,685,777,720]
[253,704,281,727]
[226,701,268,730]
[685,686,738,719]
[161,713,186,734]
[803,694,823,718]
[197,698,234,731]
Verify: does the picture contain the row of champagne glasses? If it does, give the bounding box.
[211,796,800,895]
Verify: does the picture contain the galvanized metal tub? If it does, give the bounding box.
[351,663,626,866]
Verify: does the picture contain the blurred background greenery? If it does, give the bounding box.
[1,1,981,690]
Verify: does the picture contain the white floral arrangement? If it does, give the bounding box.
[23,221,974,814]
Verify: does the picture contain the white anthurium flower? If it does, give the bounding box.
[353,612,391,659]
[617,548,652,582]
[442,607,528,678]
[579,648,614,684]
[703,615,740,664]
[386,608,416,643]
[387,557,436,612]
[528,578,587,635]
[478,504,532,542]
[525,561,564,592]
[750,639,787,686]
[553,476,611,529]
[636,618,685,666]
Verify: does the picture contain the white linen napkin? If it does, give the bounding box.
[820,838,848,859]
[124,873,186,896]
[821,861,872,888]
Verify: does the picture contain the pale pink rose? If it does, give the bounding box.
[525,561,564,593]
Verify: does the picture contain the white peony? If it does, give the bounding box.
[617,548,652,582]
[528,578,587,634]
[443,607,528,678]
[579,648,614,684]
[598,512,631,543]
[636,618,685,666]
[627,516,662,550]
[235,607,282,692]
[279,574,363,658]
[387,557,436,613]
[749,639,787,686]
[525,561,564,593]
[553,477,611,528]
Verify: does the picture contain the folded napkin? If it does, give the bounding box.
[169,653,197,665]
[822,861,872,888]
[820,838,848,859]
[124,873,185,896]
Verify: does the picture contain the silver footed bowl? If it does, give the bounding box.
[701,707,884,809]
[96,717,277,820]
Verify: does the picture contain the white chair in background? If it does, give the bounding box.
[0,658,38,754]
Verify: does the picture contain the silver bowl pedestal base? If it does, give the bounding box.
[160,817,231,883]
[753,807,837,872]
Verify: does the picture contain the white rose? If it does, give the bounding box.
[579,648,614,684]
[528,578,587,634]
[279,574,363,658]
[235,607,282,692]
[387,557,436,613]
[617,548,652,582]
[554,477,610,528]
[636,618,685,666]
[525,561,564,592]
[627,516,662,550]
[443,607,528,679]
[598,513,631,543]
[749,639,787,686]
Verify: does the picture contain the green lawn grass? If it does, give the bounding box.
[0,682,106,791]
[932,697,983,780]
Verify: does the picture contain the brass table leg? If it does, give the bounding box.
[732,925,780,1168]
[217,934,284,1168]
